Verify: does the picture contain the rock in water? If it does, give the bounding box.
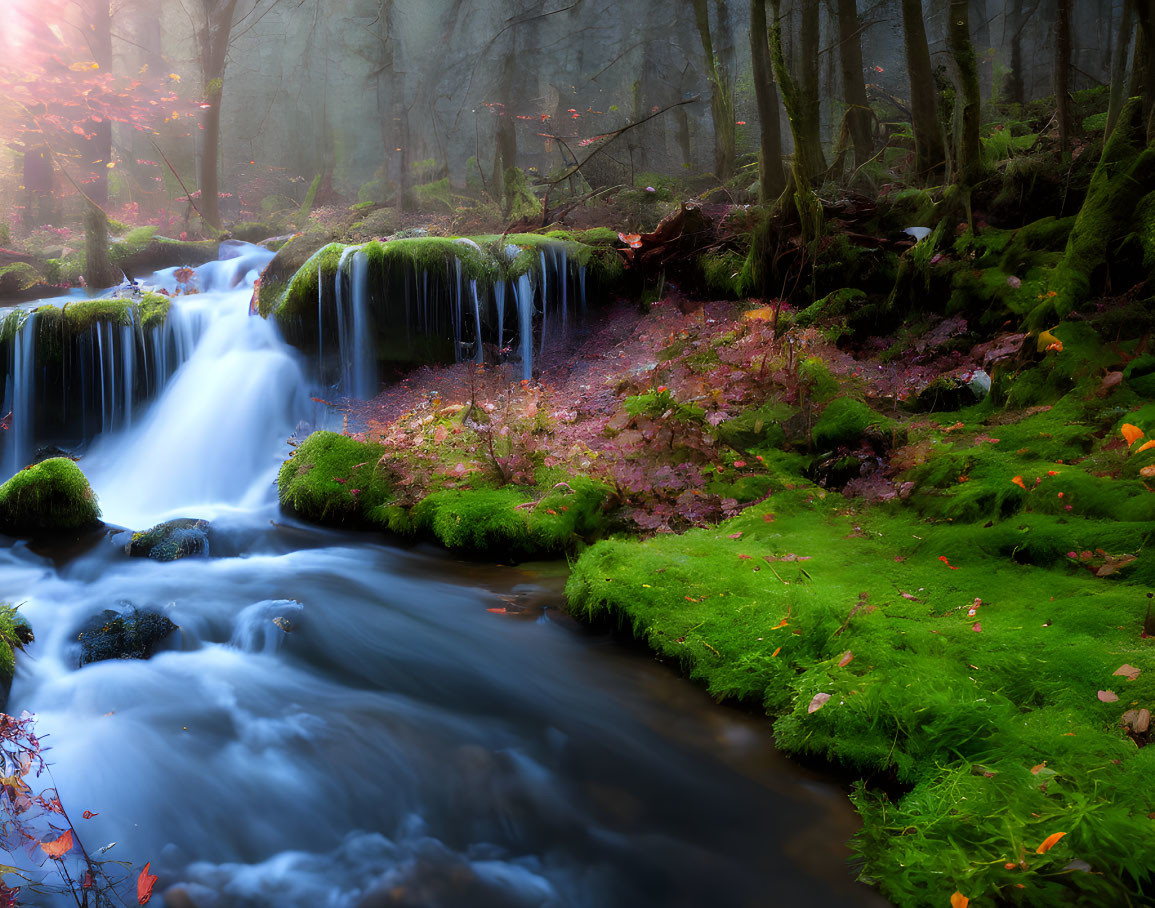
[77,608,177,666]
[0,458,102,533]
[126,518,211,562]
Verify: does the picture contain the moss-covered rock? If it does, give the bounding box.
[1039,98,1155,326]
[811,397,895,451]
[0,458,101,533]
[76,609,177,666]
[278,431,391,526]
[0,262,47,297]
[0,604,33,708]
[126,518,211,562]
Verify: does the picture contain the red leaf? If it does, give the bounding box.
[837,651,854,667]
[1035,832,1066,854]
[40,829,73,859]
[807,692,831,713]
[82,810,99,819]
[138,862,158,904]
[1097,690,1119,702]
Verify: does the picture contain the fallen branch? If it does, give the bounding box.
[539,95,701,226]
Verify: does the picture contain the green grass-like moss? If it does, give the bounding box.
[0,603,32,684]
[0,458,101,532]
[566,488,1155,906]
[277,431,391,526]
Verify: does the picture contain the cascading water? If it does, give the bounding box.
[0,244,882,908]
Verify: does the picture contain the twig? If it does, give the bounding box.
[150,139,207,224]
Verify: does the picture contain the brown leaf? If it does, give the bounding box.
[1097,690,1120,702]
[837,651,854,668]
[1113,664,1141,681]
[807,692,831,714]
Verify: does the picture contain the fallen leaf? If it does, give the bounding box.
[1113,664,1141,681]
[972,622,982,633]
[82,810,99,819]
[837,651,854,667]
[1011,475,1027,489]
[771,646,781,657]
[950,892,969,908]
[1035,831,1067,854]
[1097,690,1119,702]
[1122,423,1144,446]
[138,862,158,904]
[1030,762,1046,774]
[726,532,742,539]
[1141,464,1155,478]
[807,692,831,714]
[486,607,507,614]
[1137,440,1155,453]
[40,829,73,859]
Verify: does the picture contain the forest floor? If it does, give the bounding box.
[279,264,1155,906]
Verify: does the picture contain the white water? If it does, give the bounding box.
[0,247,879,908]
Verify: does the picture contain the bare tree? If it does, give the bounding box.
[835,0,872,170]
[1055,0,1072,155]
[750,0,785,201]
[947,0,982,186]
[901,0,945,179]
[691,0,736,180]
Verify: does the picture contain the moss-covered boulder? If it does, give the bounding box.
[811,397,897,452]
[0,604,33,709]
[108,227,219,277]
[0,458,101,533]
[278,431,391,526]
[126,518,211,562]
[76,609,177,666]
[0,262,48,299]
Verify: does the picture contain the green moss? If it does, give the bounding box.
[566,487,1155,906]
[1136,191,1155,272]
[0,458,101,532]
[139,292,171,329]
[277,431,391,526]
[0,263,45,293]
[1041,98,1155,326]
[0,604,32,684]
[795,288,866,328]
[699,251,746,298]
[812,397,893,451]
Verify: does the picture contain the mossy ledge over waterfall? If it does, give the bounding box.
[254,231,625,384]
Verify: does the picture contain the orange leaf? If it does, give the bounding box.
[837,651,854,667]
[138,861,158,904]
[1011,475,1027,489]
[1122,424,1144,446]
[1035,831,1066,854]
[40,829,73,859]
[950,892,969,908]
[1137,439,1155,453]
[771,646,782,657]
[1030,762,1046,774]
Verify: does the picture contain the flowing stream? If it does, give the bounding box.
[0,248,883,907]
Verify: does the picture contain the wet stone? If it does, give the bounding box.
[77,608,177,666]
[127,518,211,562]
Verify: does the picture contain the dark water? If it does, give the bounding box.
[1,249,887,906]
[2,520,885,907]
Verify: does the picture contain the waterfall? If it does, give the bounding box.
[334,246,377,400]
[0,243,276,485]
[514,273,535,382]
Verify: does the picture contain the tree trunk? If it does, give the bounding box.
[85,0,114,207]
[947,0,983,186]
[197,0,240,230]
[1003,0,1026,104]
[691,0,736,180]
[750,0,785,201]
[1136,0,1155,140]
[84,203,118,290]
[1055,0,1072,155]
[491,39,518,209]
[902,0,946,180]
[797,0,827,177]
[1106,0,1135,138]
[836,0,872,169]
[970,0,991,99]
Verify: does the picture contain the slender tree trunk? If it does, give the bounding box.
[836,0,872,169]
[1107,0,1135,137]
[902,0,946,179]
[947,0,983,186]
[1003,0,1026,104]
[84,203,118,289]
[1136,0,1155,140]
[750,0,785,201]
[86,0,114,207]
[797,0,826,176]
[970,0,991,98]
[691,0,736,180]
[1055,0,1072,155]
[768,0,825,187]
[197,0,240,229]
[491,40,518,209]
